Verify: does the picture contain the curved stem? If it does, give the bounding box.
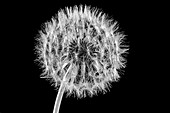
[53,83,65,113]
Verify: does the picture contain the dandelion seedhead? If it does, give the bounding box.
[34,4,129,113]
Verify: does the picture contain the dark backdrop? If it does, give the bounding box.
[0,0,156,113]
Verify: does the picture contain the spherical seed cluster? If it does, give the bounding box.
[35,5,128,98]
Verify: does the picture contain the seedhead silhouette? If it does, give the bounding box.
[34,5,129,113]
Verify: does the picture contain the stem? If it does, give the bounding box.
[53,60,71,113]
[53,83,65,113]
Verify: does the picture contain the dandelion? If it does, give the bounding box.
[34,4,129,113]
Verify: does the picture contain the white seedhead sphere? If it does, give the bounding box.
[34,4,129,113]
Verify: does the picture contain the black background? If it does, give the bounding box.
[0,0,159,113]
